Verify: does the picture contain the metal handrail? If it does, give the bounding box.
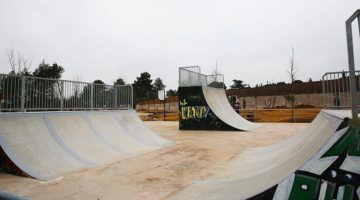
[322,70,360,109]
[345,9,360,118]
[0,74,133,112]
[178,66,225,89]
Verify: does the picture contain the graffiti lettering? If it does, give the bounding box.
[179,100,209,120]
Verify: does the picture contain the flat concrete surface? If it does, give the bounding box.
[0,121,306,200]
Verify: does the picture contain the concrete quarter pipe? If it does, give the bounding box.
[170,110,360,200]
[178,86,259,131]
[0,110,172,181]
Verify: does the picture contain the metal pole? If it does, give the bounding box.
[60,80,64,111]
[178,67,181,87]
[114,86,118,109]
[131,85,134,109]
[346,17,358,119]
[358,16,360,37]
[20,76,26,112]
[91,84,94,110]
[321,74,326,108]
[163,88,166,121]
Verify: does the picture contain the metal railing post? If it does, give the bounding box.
[20,76,26,112]
[346,10,360,119]
[114,86,118,109]
[322,74,326,108]
[223,75,225,89]
[60,80,64,111]
[91,84,94,110]
[130,85,134,109]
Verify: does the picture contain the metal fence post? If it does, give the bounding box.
[60,80,64,111]
[20,76,26,112]
[114,86,118,109]
[358,16,360,37]
[91,84,94,110]
[223,75,225,89]
[346,10,360,119]
[130,85,134,109]
[321,74,326,108]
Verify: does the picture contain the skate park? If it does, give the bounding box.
[1,64,360,199]
[1,3,360,200]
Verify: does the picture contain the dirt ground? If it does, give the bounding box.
[0,121,306,200]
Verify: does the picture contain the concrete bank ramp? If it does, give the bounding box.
[47,113,128,165]
[202,86,259,131]
[86,112,157,154]
[0,113,87,180]
[170,110,357,200]
[0,110,171,181]
[113,110,173,146]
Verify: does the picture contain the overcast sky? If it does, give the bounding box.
[0,0,359,90]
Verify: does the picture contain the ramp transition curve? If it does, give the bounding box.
[178,86,259,131]
[0,110,172,181]
[171,110,360,200]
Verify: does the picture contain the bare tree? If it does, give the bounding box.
[287,47,297,83]
[6,47,32,75]
[209,61,224,88]
[211,61,221,82]
[287,47,297,122]
[73,75,81,98]
[264,96,277,111]
[6,48,16,73]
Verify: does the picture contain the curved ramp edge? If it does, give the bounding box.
[113,110,174,147]
[0,113,87,181]
[169,110,357,200]
[85,111,158,155]
[0,110,173,181]
[46,112,130,165]
[202,86,260,131]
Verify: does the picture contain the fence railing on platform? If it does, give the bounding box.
[179,66,225,88]
[322,70,360,108]
[0,74,133,112]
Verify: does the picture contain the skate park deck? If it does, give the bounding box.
[0,119,310,199]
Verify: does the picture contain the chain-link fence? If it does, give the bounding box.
[0,74,133,112]
[179,66,224,88]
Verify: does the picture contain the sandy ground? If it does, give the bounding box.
[0,121,306,200]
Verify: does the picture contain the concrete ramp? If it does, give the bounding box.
[178,86,259,131]
[47,113,129,165]
[86,112,157,155]
[202,86,260,131]
[0,113,87,180]
[0,110,171,181]
[113,110,173,147]
[170,110,359,200]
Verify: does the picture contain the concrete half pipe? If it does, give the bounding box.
[0,110,172,181]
